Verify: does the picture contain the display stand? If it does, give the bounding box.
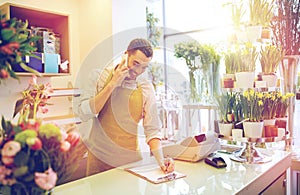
[221,136,286,164]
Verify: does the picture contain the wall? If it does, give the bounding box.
[0,0,147,120]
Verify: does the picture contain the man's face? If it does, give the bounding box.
[126,50,152,80]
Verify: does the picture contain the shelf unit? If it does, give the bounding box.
[0,3,70,75]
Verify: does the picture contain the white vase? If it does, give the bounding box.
[235,72,255,88]
[261,74,278,88]
[218,123,233,137]
[243,121,264,138]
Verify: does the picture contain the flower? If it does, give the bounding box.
[0,118,81,194]
[14,75,53,123]
[261,91,280,120]
[240,89,264,122]
[275,92,295,118]
[0,77,81,194]
[0,12,41,83]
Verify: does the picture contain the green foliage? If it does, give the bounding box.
[260,44,285,74]
[249,0,275,27]
[239,42,258,72]
[146,7,161,48]
[216,91,235,123]
[223,49,242,74]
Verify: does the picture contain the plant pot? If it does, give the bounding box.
[255,80,267,88]
[261,74,278,88]
[264,125,278,137]
[263,118,276,126]
[275,117,287,129]
[235,72,255,88]
[223,78,234,88]
[218,123,233,137]
[246,25,262,42]
[261,28,272,39]
[243,121,264,138]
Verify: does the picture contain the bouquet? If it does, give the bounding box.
[0,76,81,195]
[0,12,41,83]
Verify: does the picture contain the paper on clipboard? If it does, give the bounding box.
[125,163,186,184]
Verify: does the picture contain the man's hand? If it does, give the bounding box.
[160,157,175,174]
[110,57,129,87]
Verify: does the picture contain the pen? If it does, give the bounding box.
[157,172,177,181]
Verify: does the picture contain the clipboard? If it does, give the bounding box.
[125,163,186,184]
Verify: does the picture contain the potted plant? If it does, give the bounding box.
[247,0,275,42]
[223,49,242,88]
[240,89,265,138]
[259,44,285,87]
[215,91,235,136]
[235,42,258,88]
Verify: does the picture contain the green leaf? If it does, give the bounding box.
[19,62,41,76]
[14,151,30,167]
[0,185,12,195]
[1,28,15,41]
[13,99,24,118]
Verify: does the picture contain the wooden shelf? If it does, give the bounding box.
[0,3,70,75]
[50,88,82,97]
[43,114,81,126]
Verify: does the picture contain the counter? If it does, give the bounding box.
[53,149,291,195]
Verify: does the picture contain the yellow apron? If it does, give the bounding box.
[97,85,143,150]
[86,76,144,175]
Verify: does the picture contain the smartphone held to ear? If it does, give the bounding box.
[122,54,128,67]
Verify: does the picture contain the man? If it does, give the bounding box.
[77,38,174,176]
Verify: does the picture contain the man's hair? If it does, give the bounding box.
[127,38,153,58]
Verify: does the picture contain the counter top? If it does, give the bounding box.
[53,149,291,195]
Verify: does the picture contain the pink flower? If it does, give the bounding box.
[28,75,37,86]
[1,141,21,157]
[34,167,57,190]
[60,141,71,152]
[0,166,16,185]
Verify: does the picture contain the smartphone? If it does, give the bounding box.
[122,53,128,67]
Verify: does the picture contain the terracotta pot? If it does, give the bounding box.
[261,28,272,39]
[264,125,278,137]
[275,117,287,129]
[223,78,234,88]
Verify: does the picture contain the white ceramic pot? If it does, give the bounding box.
[243,121,264,138]
[263,118,276,126]
[218,123,233,137]
[235,72,255,88]
[261,74,278,88]
[246,25,262,42]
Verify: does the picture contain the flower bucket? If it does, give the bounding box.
[218,123,233,137]
[261,74,278,88]
[243,121,264,138]
[235,72,255,88]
